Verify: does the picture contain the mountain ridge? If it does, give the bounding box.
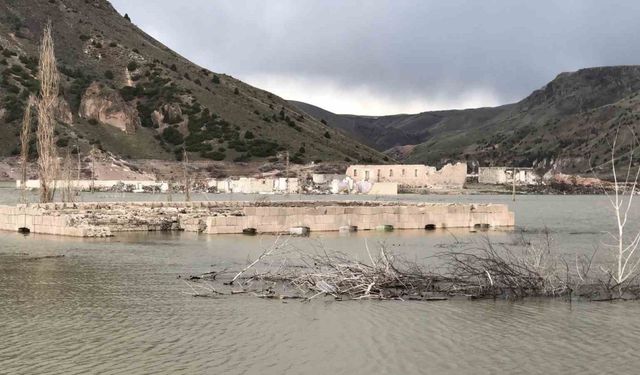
[0,0,387,165]
[291,65,640,173]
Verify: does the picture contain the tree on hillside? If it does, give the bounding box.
[36,21,60,203]
[19,95,36,203]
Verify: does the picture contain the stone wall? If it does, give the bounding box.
[478,167,540,185]
[0,201,514,237]
[346,162,467,189]
[367,182,398,195]
[206,202,513,234]
[206,177,299,194]
[17,179,161,190]
[0,205,110,237]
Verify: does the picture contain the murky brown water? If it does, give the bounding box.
[1,189,639,374]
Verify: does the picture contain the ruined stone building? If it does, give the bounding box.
[345,163,467,189]
[478,167,540,185]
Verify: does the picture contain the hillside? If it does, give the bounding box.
[292,66,640,173]
[0,0,386,165]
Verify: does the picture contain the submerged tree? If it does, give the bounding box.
[599,128,640,296]
[36,21,60,203]
[19,95,36,204]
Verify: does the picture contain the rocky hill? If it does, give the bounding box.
[0,0,386,164]
[292,66,640,173]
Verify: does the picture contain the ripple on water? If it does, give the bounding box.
[1,195,640,375]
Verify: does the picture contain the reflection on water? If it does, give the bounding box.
[1,190,640,374]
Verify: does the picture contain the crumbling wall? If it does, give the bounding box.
[478,167,540,185]
[17,179,161,191]
[208,177,299,194]
[346,162,467,189]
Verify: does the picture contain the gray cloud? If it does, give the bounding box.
[111,0,640,115]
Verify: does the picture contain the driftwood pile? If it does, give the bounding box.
[182,237,446,301]
[182,234,640,302]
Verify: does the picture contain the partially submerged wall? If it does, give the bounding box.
[0,205,111,237]
[206,202,514,234]
[0,201,514,237]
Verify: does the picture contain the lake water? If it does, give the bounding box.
[1,188,639,374]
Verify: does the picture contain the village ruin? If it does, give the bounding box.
[345,162,468,189]
[478,167,540,185]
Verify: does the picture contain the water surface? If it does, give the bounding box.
[1,189,639,374]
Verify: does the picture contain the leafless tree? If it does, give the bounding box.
[183,149,191,202]
[19,95,36,203]
[598,128,640,297]
[36,21,60,203]
[90,145,96,193]
[61,149,75,203]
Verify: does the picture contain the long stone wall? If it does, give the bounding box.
[205,202,513,234]
[0,201,514,237]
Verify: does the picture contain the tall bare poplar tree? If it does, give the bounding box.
[20,95,36,203]
[36,21,60,203]
[183,149,191,202]
[61,149,75,203]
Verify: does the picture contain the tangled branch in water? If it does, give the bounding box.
[182,233,640,302]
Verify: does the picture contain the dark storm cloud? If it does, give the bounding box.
[110,0,640,115]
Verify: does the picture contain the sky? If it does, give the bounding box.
[111,0,640,116]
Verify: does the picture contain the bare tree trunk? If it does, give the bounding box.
[183,149,191,202]
[598,128,640,297]
[61,149,74,203]
[20,95,36,204]
[36,21,60,203]
[90,145,96,193]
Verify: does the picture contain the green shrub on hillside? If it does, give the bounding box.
[18,55,38,71]
[248,139,279,157]
[55,138,69,148]
[202,150,225,160]
[137,102,155,128]
[162,127,184,145]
